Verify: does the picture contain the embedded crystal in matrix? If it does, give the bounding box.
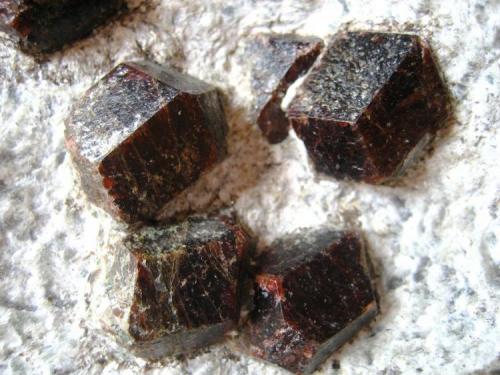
[106,215,254,359]
[65,61,228,224]
[0,0,125,54]
[289,32,451,183]
[248,34,323,144]
[245,229,377,374]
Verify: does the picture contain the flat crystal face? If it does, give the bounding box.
[65,61,228,223]
[247,229,377,374]
[248,34,323,143]
[249,34,323,110]
[117,216,253,357]
[290,32,417,122]
[69,63,178,163]
[289,32,451,183]
[259,228,347,274]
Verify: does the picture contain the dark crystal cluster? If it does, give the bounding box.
[248,34,323,143]
[243,230,377,374]
[59,22,451,372]
[66,61,228,224]
[108,215,254,359]
[0,0,125,55]
[289,32,451,183]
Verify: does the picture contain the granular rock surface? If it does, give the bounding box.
[0,0,498,374]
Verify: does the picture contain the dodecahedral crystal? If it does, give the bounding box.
[0,0,125,55]
[289,32,451,183]
[65,61,228,224]
[248,34,323,144]
[103,215,254,359]
[244,229,377,374]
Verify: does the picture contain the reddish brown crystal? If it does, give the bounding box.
[65,61,228,224]
[111,215,254,359]
[0,0,125,55]
[248,34,323,143]
[289,32,451,183]
[244,229,377,374]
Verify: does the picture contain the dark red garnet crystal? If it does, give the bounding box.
[248,34,323,144]
[0,0,125,54]
[120,215,254,358]
[244,229,377,374]
[289,32,451,183]
[65,61,228,224]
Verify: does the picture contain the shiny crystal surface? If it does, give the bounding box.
[0,0,125,54]
[248,34,323,143]
[289,32,451,183]
[108,215,254,359]
[244,229,378,374]
[65,61,228,223]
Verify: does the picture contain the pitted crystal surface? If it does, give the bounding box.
[0,0,125,54]
[65,61,228,223]
[289,32,451,183]
[244,229,377,374]
[248,34,323,143]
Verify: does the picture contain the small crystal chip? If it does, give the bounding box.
[106,215,254,359]
[288,32,451,183]
[244,229,377,374]
[248,34,323,144]
[0,0,125,54]
[65,61,228,223]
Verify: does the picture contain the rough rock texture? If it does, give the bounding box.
[289,32,451,184]
[0,1,499,374]
[248,34,323,144]
[0,0,125,55]
[245,229,377,374]
[99,215,254,359]
[65,61,228,224]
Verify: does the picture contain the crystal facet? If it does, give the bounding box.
[65,61,228,224]
[0,0,125,55]
[244,229,377,374]
[248,34,323,143]
[289,32,451,183]
[105,215,254,359]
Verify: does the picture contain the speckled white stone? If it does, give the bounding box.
[0,0,499,374]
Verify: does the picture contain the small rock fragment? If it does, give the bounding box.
[65,61,228,224]
[248,34,323,143]
[289,32,451,183]
[103,215,254,359]
[0,0,125,55]
[244,229,377,374]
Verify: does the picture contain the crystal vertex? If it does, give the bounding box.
[65,61,228,224]
[289,32,451,183]
[248,34,323,143]
[0,0,125,55]
[105,215,254,359]
[244,229,377,374]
